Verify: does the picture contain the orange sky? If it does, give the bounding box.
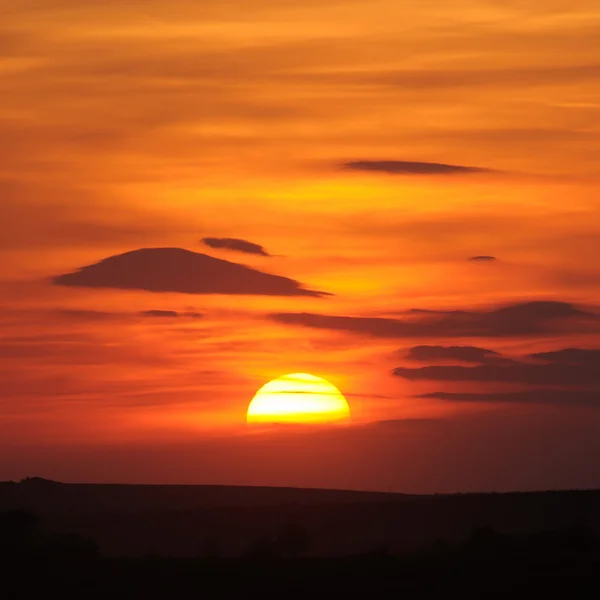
[2,0,600,492]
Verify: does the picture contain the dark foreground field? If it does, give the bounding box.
[2,478,600,557]
[2,479,600,597]
[2,523,600,598]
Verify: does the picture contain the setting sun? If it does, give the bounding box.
[247,373,351,424]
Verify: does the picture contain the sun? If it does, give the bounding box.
[247,373,351,424]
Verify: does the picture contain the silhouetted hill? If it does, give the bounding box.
[0,479,404,513]
[2,480,600,557]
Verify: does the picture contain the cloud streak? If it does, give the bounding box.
[202,237,271,256]
[341,160,492,176]
[420,390,600,406]
[405,345,503,364]
[393,362,600,385]
[469,256,497,262]
[395,347,600,385]
[273,301,596,339]
[141,310,203,319]
[529,348,600,366]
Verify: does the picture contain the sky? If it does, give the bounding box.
[2,0,600,493]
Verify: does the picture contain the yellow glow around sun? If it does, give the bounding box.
[247,373,350,424]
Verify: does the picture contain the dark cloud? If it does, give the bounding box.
[28,308,203,321]
[273,301,596,339]
[393,361,600,386]
[141,310,203,319]
[529,348,600,367]
[202,237,271,256]
[53,248,328,297]
[405,308,469,315]
[341,160,491,176]
[360,418,446,429]
[420,390,600,406]
[469,256,497,262]
[141,310,179,318]
[405,345,503,364]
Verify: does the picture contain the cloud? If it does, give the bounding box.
[405,345,503,364]
[24,308,203,321]
[201,237,271,256]
[469,256,497,262]
[420,390,600,406]
[341,160,492,176]
[393,346,600,386]
[273,301,596,339]
[359,418,447,429]
[529,348,600,367]
[396,346,600,401]
[393,360,600,386]
[53,248,328,297]
[141,310,203,318]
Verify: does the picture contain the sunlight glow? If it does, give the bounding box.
[246,373,351,424]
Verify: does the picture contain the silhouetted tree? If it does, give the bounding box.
[0,509,99,562]
[525,524,599,556]
[243,535,279,560]
[0,509,41,558]
[463,527,512,558]
[197,535,221,559]
[275,522,311,558]
[44,532,100,560]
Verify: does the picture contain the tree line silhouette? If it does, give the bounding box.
[1,507,599,597]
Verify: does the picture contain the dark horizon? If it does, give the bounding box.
[3,0,600,495]
[5,477,600,497]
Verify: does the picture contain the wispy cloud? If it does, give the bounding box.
[420,390,600,406]
[141,310,203,318]
[273,301,597,339]
[395,346,600,385]
[202,237,271,256]
[469,256,497,262]
[404,345,504,364]
[341,160,492,176]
